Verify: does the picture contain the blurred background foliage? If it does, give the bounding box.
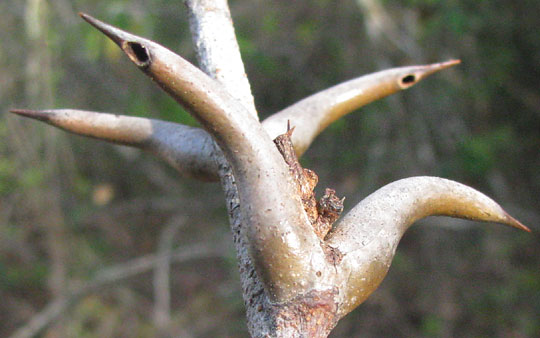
[0,0,538,337]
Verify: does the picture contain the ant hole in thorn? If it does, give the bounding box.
[126,42,150,65]
[401,74,416,85]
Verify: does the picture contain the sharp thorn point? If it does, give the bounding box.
[9,109,53,122]
[504,212,532,233]
[442,59,461,66]
[78,12,128,46]
[427,59,461,72]
[407,59,461,84]
[78,12,98,26]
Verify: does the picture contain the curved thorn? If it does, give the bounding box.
[10,109,219,181]
[79,13,249,156]
[79,13,327,301]
[263,60,461,156]
[325,176,530,316]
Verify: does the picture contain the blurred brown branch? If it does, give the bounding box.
[10,242,226,338]
[153,215,186,335]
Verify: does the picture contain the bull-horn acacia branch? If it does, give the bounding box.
[79,13,326,302]
[325,176,530,317]
[9,109,219,181]
[8,7,531,338]
[264,60,461,156]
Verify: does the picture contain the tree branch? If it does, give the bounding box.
[185,0,257,117]
[183,2,290,335]
[153,215,186,334]
[263,60,460,156]
[325,176,530,317]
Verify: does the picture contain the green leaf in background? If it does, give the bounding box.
[458,127,514,178]
[18,166,46,189]
[421,314,444,337]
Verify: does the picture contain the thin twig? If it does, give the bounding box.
[9,243,226,338]
[153,215,186,334]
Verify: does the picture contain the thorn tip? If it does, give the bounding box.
[504,212,531,233]
[9,109,53,122]
[442,59,461,66]
[79,12,128,46]
[429,59,461,71]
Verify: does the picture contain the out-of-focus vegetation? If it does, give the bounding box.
[1,0,538,337]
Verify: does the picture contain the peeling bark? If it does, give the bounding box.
[271,288,340,338]
[273,125,344,240]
